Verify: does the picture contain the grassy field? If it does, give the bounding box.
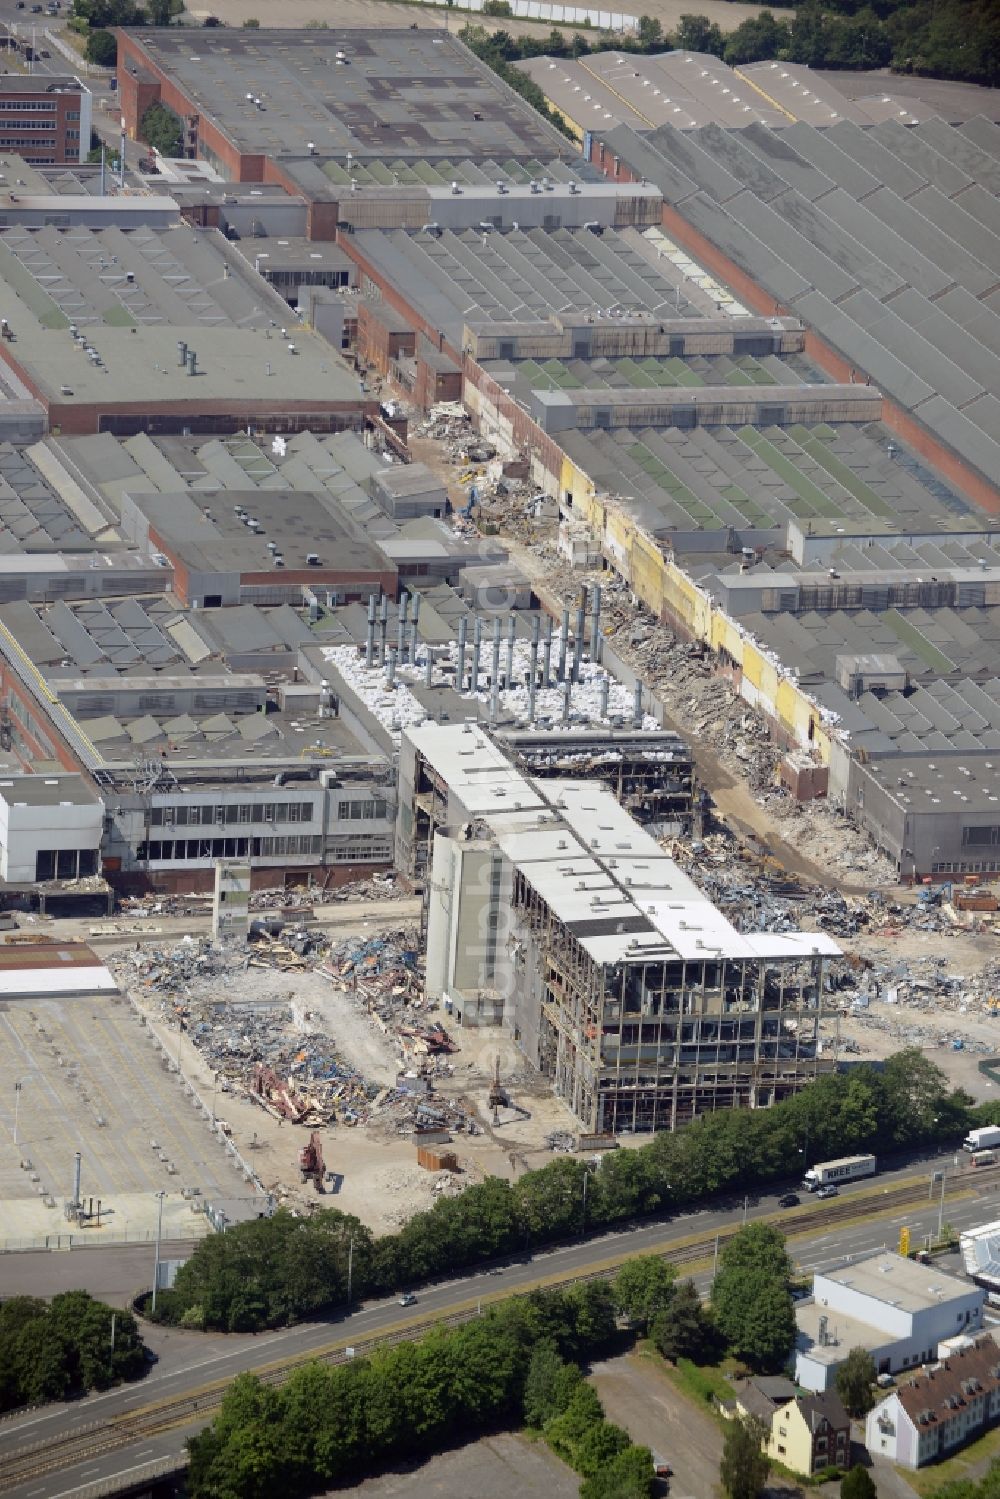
[905,1425,1000,1496]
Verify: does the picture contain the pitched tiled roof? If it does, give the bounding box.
[897,1337,1000,1431]
[799,1389,850,1435]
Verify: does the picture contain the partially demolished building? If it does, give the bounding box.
[406,721,838,1132]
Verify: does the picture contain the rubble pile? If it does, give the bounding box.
[682,851,872,940]
[108,936,380,1125]
[116,874,407,921]
[320,930,468,1077]
[412,402,473,449]
[827,951,1000,1057]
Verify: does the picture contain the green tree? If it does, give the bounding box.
[841,1465,878,1499]
[71,0,141,25]
[651,1279,711,1362]
[580,1444,655,1499]
[836,1347,878,1417]
[878,1050,964,1148]
[544,1381,605,1466]
[242,15,260,25]
[84,27,116,65]
[675,14,725,56]
[636,15,663,49]
[713,1228,795,1370]
[720,1414,771,1499]
[146,0,173,23]
[575,1419,632,1477]
[562,1281,617,1358]
[717,1222,793,1282]
[613,1255,677,1331]
[716,1273,796,1370]
[139,102,182,158]
[522,1340,582,1428]
[724,11,791,63]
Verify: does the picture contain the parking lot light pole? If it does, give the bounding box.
[151,1190,166,1313]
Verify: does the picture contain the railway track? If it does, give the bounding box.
[1,1162,989,1491]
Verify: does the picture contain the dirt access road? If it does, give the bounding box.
[589,1351,725,1499]
[591,1350,811,1499]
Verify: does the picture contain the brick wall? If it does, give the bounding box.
[357,301,416,376]
[0,659,83,774]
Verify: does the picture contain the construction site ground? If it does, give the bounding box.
[116,923,580,1237]
[827,924,1000,1102]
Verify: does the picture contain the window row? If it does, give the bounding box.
[136,835,322,862]
[337,798,388,821]
[149,800,312,827]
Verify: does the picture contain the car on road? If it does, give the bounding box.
[816,1184,839,1199]
[30,6,42,13]
[652,1455,672,1479]
[399,1292,417,1307]
[777,1192,799,1208]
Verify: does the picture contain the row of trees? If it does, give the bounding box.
[151,1049,980,1332]
[186,1277,650,1499]
[461,0,1000,88]
[0,1292,146,1412]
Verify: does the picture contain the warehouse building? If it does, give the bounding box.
[586,112,1000,510]
[0,220,369,434]
[0,594,396,892]
[796,1252,984,1392]
[118,488,397,609]
[513,51,934,141]
[116,29,575,191]
[406,721,837,1130]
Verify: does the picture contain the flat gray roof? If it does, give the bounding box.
[121,29,571,164]
[820,1252,978,1312]
[132,489,387,578]
[0,224,364,408]
[0,75,84,95]
[0,772,98,807]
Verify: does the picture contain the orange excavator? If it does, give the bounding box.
[298,1132,325,1192]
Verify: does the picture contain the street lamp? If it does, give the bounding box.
[12,1075,32,1148]
[151,1190,166,1313]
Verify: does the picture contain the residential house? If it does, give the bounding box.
[732,1376,852,1476]
[866,1335,1000,1469]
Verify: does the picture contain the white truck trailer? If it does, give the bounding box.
[803,1154,877,1190]
[963,1125,1000,1152]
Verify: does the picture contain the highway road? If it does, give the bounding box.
[2,1147,999,1496]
